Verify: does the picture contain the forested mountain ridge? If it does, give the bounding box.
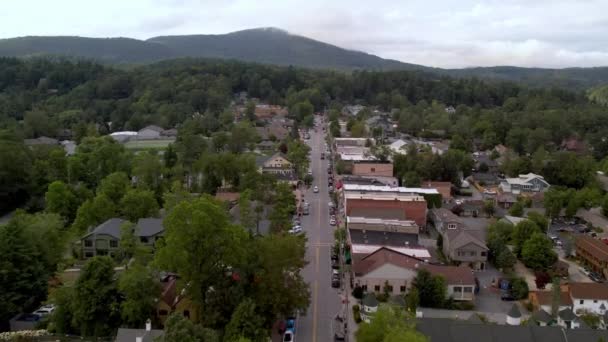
[0,27,606,89]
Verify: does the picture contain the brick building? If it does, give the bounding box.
[344,192,428,228]
[352,161,394,178]
[576,235,608,279]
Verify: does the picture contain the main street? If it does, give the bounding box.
[297,119,342,342]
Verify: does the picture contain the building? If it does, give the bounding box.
[500,173,550,195]
[361,293,379,323]
[496,193,517,209]
[256,140,275,152]
[115,320,164,342]
[352,161,394,178]
[256,122,288,141]
[137,125,164,140]
[340,175,399,187]
[352,248,476,301]
[420,181,452,202]
[388,139,409,155]
[575,235,608,279]
[344,192,428,228]
[430,208,488,270]
[334,137,369,147]
[256,152,292,173]
[570,282,608,315]
[156,273,198,326]
[81,218,164,258]
[529,289,573,313]
[347,216,419,235]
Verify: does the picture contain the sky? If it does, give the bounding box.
[1,0,607,68]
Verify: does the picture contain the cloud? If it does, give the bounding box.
[0,0,606,68]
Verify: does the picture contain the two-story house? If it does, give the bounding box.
[575,235,608,279]
[500,173,550,195]
[81,217,165,258]
[570,282,608,315]
[430,208,488,270]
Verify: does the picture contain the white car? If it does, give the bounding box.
[33,305,55,317]
[289,226,303,234]
[330,218,336,226]
[283,330,294,342]
[313,186,319,193]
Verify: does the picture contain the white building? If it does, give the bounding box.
[570,283,608,315]
[500,173,550,195]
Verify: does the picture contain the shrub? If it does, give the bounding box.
[352,305,362,323]
[510,277,529,300]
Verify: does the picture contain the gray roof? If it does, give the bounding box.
[416,318,608,342]
[135,218,164,237]
[84,218,127,239]
[508,304,522,318]
[559,307,576,321]
[532,309,552,323]
[349,229,419,248]
[140,125,164,133]
[349,207,406,220]
[115,328,164,342]
[362,293,378,307]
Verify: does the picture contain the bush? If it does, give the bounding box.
[524,301,534,312]
[376,292,389,303]
[509,277,529,300]
[352,305,362,323]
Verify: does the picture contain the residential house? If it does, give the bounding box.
[470,172,501,187]
[529,288,573,313]
[420,181,452,202]
[501,215,528,226]
[156,273,198,326]
[60,140,77,156]
[162,128,178,138]
[557,307,581,329]
[531,309,553,326]
[115,320,163,342]
[496,192,517,209]
[229,200,271,236]
[561,137,588,155]
[430,208,488,270]
[575,235,608,279]
[256,152,292,173]
[352,247,476,301]
[138,125,164,140]
[110,131,138,143]
[473,152,499,174]
[417,317,608,341]
[352,161,394,178]
[388,139,409,155]
[365,115,394,138]
[361,293,379,323]
[253,104,288,120]
[256,122,288,141]
[256,140,275,152]
[570,282,608,315]
[81,218,164,258]
[343,104,365,116]
[500,173,550,195]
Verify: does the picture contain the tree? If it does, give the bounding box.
[45,180,79,221]
[512,220,540,256]
[522,233,557,270]
[132,151,163,191]
[0,221,47,328]
[350,121,367,137]
[118,221,138,261]
[509,277,529,300]
[120,189,159,222]
[483,200,495,217]
[356,306,427,342]
[163,181,193,211]
[224,299,268,342]
[118,263,161,328]
[164,143,178,168]
[286,140,311,178]
[403,171,421,187]
[412,269,446,308]
[495,247,517,270]
[71,194,117,235]
[269,183,295,233]
[508,201,524,217]
[245,101,256,122]
[603,194,608,217]
[160,313,219,342]
[527,211,549,233]
[71,256,120,337]
[238,190,256,234]
[405,288,419,314]
[155,196,248,323]
[98,172,130,203]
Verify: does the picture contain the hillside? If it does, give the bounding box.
[0,28,607,89]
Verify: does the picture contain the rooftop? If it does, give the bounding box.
[350,244,431,259]
[349,229,419,247]
[347,216,418,228]
[569,282,608,300]
[343,183,440,195]
[348,207,406,220]
[576,235,608,262]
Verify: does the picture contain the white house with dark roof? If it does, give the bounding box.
[500,173,550,195]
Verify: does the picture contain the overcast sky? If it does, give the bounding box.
[1,0,607,68]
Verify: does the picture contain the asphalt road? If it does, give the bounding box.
[297,123,341,342]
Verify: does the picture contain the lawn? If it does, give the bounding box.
[124,139,175,150]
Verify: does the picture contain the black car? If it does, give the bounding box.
[331,275,341,288]
[589,272,604,283]
[331,259,340,269]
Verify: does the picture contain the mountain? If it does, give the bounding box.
[0,27,607,89]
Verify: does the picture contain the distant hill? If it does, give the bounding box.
[0,27,607,90]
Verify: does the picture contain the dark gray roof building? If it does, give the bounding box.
[348,229,419,247]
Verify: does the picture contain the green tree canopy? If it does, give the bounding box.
[522,233,558,270]
[120,189,159,222]
[356,306,427,342]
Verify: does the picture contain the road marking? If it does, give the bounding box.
[312,280,319,342]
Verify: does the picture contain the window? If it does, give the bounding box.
[469,251,476,257]
[464,287,473,293]
[400,286,406,293]
[183,310,190,319]
[594,300,598,303]
[371,167,376,173]
[481,252,487,257]
[159,310,168,316]
[453,286,462,293]
[374,285,380,292]
[448,223,457,229]
[85,252,94,258]
[140,237,149,243]
[386,285,394,293]
[109,240,118,248]
[580,300,584,304]
[84,240,93,247]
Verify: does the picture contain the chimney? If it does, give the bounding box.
[145,318,152,331]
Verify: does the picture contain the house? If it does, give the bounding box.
[416,317,608,342]
[138,125,164,140]
[352,248,476,301]
[156,273,198,326]
[473,152,499,174]
[256,140,275,152]
[531,309,553,326]
[496,193,517,209]
[529,289,573,313]
[61,140,77,156]
[256,122,288,141]
[561,137,588,155]
[253,104,288,120]
[557,307,581,329]
[500,173,550,195]
[420,181,452,202]
[229,200,271,236]
[110,131,138,143]
[343,104,365,116]
[570,282,608,315]
[365,115,394,138]
[215,191,240,205]
[115,320,163,342]
[352,161,394,178]
[430,208,489,270]
[162,128,178,138]
[388,139,409,155]
[81,218,164,258]
[502,215,528,226]
[256,152,292,172]
[575,235,608,279]
[470,172,501,187]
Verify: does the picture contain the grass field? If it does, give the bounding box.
[124,139,175,150]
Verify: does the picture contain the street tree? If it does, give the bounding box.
[412,269,446,308]
[132,150,163,191]
[508,201,524,217]
[224,299,268,342]
[160,313,219,342]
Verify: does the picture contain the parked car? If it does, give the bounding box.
[313,186,319,193]
[283,330,294,342]
[321,153,325,160]
[329,185,334,192]
[331,274,341,288]
[589,272,604,283]
[289,226,303,234]
[330,217,336,226]
[331,259,339,269]
[500,292,516,301]
[33,304,55,317]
